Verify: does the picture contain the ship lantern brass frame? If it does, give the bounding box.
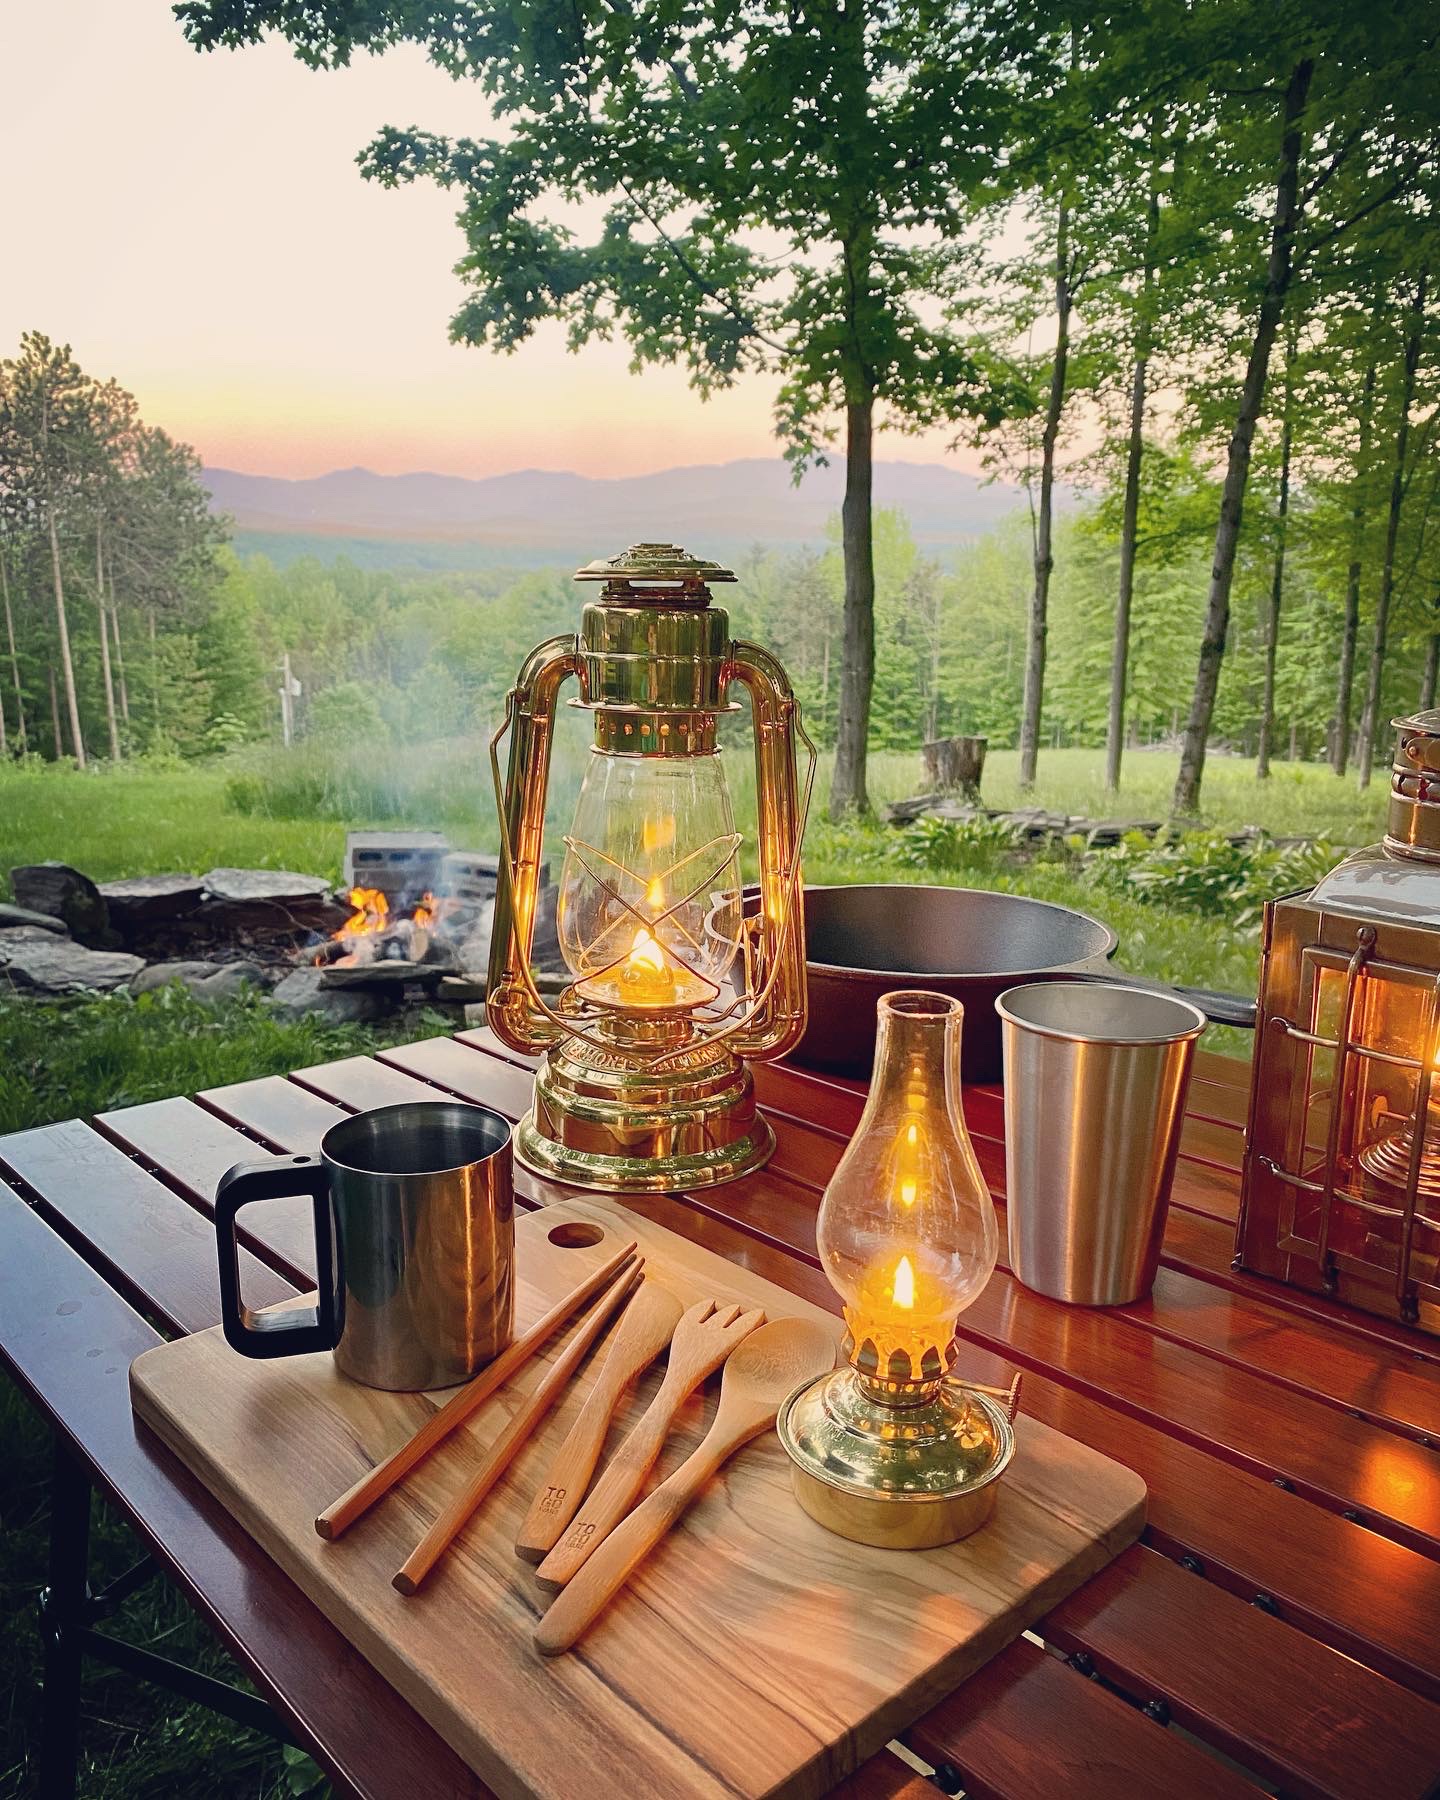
[487,543,814,1192]
[1235,710,1440,1334]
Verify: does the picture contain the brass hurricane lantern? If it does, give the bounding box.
[487,543,813,1192]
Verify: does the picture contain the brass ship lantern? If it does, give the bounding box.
[487,543,813,1192]
[1235,711,1440,1334]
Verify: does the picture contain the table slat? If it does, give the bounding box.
[199,1075,349,1154]
[0,1121,291,1337]
[1040,1543,1440,1800]
[96,1097,317,1288]
[904,1637,1260,1800]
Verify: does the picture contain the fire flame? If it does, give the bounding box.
[628,926,667,971]
[892,1255,916,1311]
[337,887,389,937]
[321,887,438,967]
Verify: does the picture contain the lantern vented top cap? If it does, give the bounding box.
[574,543,736,587]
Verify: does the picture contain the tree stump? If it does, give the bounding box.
[922,736,987,803]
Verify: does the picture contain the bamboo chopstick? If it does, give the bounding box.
[315,1239,638,1541]
[393,1261,645,1595]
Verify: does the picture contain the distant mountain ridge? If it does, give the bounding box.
[202,457,1030,565]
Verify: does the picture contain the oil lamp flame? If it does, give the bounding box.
[892,1254,916,1311]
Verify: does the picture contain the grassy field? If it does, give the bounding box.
[0,742,1386,885]
[0,743,1387,1797]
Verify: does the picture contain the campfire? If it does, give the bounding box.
[316,886,440,968]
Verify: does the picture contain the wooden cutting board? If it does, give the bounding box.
[131,1193,1146,1800]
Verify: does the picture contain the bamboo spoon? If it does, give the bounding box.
[534,1316,838,1655]
[315,1239,637,1541]
[534,1298,766,1590]
[394,1262,644,1595]
[514,1280,684,1562]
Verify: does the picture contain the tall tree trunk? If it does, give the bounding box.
[1332,352,1378,772]
[1173,57,1312,816]
[49,664,62,761]
[95,524,121,761]
[829,391,876,818]
[1357,267,1428,788]
[1256,318,1299,779]
[149,606,163,739]
[1420,615,1440,710]
[47,502,86,767]
[108,571,130,724]
[0,554,24,753]
[1019,196,1073,790]
[1105,120,1162,795]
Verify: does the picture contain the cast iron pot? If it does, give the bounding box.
[781,884,1255,1082]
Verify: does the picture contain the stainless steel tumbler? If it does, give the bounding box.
[215,1100,514,1390]
[996,982,1205,1305]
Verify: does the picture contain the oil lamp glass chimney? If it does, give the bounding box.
[818,992,998,1390]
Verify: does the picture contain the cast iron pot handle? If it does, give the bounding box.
[1070,971,1258,1031]
[1171,984,1258,1030]
[215,1157,338,1357]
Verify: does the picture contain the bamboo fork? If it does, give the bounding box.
[534,1297,765,1590]
[535,1316,837,1655]
[394,1261,644,1595]
[314,1239,638,1541]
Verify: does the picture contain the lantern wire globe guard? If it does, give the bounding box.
[486,544,815,1192]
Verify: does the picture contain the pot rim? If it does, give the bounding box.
[791,883,1120,985]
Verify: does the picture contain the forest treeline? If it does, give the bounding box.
[2,321,1431,781]
[177,0,1440,818]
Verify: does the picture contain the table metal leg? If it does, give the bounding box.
[38,1438,91,1800]
[35,1428,300,1787]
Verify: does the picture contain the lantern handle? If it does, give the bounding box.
[487,635,582,1052]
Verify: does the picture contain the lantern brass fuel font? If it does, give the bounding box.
[487,544,813,1192]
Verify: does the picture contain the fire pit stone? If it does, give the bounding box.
[99,874,206,927]
[202,868,335,905]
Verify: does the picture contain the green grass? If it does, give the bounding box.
[0,759,351,887]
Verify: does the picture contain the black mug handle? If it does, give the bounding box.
[215,1156,338,1358]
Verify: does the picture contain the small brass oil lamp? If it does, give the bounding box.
[487,543,812,1192]
[778,992,1018,1549]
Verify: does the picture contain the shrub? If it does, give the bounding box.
[895,812,1024,874]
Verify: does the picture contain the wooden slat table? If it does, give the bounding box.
[5,1033,1440,1800]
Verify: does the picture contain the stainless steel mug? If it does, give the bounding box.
[996,982,1205,1305]
[215,1100,514,1390]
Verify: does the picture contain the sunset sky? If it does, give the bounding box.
[2,1,989,483]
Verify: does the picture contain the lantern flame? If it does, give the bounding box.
[628,926,667,973]
[646,876,666,911]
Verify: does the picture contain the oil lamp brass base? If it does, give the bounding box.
[514,1033,776,1192]
[777,1366,1016,1550]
